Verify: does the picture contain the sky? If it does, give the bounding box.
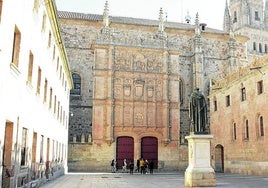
[55,0,226,30]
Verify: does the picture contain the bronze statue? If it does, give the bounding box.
[189,88,208,134]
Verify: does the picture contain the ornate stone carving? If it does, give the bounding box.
[134,78,145,97]
[123,85,131,97]
[123,106,131,126]
[114,86,121,98]
[135,112,144,125]
[147,86,154,98]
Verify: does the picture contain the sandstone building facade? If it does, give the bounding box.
[59,0,268,174]
[209,0,268,175]
[0,0,72,187]
[210,55,268,175]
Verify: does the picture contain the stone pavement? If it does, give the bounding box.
[40,172,268,188]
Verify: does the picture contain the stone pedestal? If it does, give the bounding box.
[184,134,216,187]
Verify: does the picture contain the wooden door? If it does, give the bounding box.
[141,137,158,168]
[116,137,134,169]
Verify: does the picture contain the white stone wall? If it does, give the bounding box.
[0,0,72,186]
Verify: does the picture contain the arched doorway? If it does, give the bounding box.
[116,136,134,169]
[141,137,158,168]
[215,144,224,172]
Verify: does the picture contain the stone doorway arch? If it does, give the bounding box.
[215,144,224,172]
[141,137,158,169]
[116,136,134,169]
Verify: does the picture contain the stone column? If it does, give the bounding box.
[184,134,215,187]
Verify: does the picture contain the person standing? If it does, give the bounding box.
[129,160,134,174]
[139,158,145,174]
[111,159,117,173]
[149,160,154,174]
[145,159,149,173]
[136,158,140,172]
[122,159,127,173]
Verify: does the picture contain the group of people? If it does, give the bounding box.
[110,158,154,174]
[136,158,154,174]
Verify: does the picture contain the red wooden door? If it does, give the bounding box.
[116,137,134,169]
[141,137,158,168]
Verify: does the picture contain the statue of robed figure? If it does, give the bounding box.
[189,88,208,134]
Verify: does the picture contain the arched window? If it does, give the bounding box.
[260,116,264,137]
[253,42,256,51]
[233,123,237,140]
[259,43,262,53]
[70,73,81,95]
[233,11,237,23]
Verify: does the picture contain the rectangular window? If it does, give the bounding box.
[226,95,230,107]
[54,95,57,114]
[57,101,60,120]
[63,110,65,125]
[60,106,63,122]
[60,66,62,79]
[52,45,56,60]
[46,138,50,162]
[241,87,246,101]
[233,123,237,140]
[41,12,46,32]
[260,116,264,137]
[255,11,260,20]
[43,79,48,103]
[245,120,249,140]
[33,0,39,12]
[257,80,263,94]
[40,135,44,163]
[49,88,52,109]
[214,100,217,111]
[21,128,27,166]
[48,31,51,47]
[52,140,55,160]
[62,74,65,86]
[56,57,59,71]
[32,132,37,163]
[36,67,42,94]
[11,26,21,67]
[0,0,3,22]
[27,51,34,83]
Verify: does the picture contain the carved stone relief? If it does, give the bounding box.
[114,106,122,125]
[147,107,155,126]
[123,106,132,126]
[123,85,131,97]
[114,50,164,73]
[134,78,145,98]
[114,78,122,99]
[135,112,144,125]
[147,86,154,98]
[155,80,162,100]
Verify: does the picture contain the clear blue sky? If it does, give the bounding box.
[55,0,226,30]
